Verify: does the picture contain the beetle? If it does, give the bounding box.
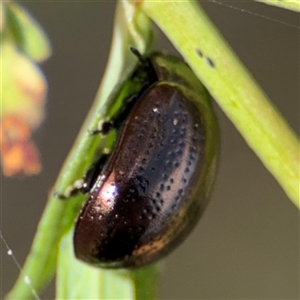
[72,49,219,268]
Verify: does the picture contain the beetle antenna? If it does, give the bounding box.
[130,47,147,63]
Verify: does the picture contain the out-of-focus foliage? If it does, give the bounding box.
[1,2,51,176]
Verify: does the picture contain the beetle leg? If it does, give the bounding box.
[88,95,138,136]
[54,152,110,200]
[89,49,158,137]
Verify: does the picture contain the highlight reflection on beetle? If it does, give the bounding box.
[63,50,219,268]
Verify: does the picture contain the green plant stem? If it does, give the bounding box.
[254,0,300,12]
[142,1,300,209]
[6,1,157,299]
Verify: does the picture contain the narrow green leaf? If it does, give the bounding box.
[142,1,300,208]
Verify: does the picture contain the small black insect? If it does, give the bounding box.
[73,49,219,268]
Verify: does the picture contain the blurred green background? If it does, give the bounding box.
[2,1,299,299]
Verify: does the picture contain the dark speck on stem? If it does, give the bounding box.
[195,48,203,57]
[206,57,215,68]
